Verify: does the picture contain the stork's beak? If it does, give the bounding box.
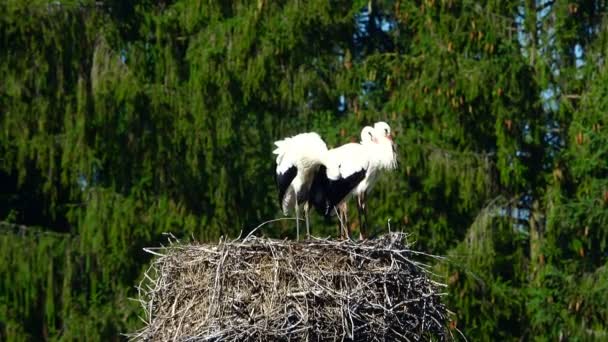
[387,134,393,141]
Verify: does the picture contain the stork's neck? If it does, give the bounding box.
[367,140,397,170]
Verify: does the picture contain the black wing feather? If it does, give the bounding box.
[309,166,366,217]
[309,165,330,215]
[327,169,366,209]
[276,165,297,206]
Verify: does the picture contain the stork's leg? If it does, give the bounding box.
[304,202,311,239]
[334,206,344,239]
[340,202,351,240]
[357,195,365,240]
[340,203,346,239]
[344,208,349,240]
[361,192,368,239]
[295,197,300,241]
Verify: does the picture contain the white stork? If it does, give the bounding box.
[273,132,328,240]
[310,123,397,239]
[355,121,397,238]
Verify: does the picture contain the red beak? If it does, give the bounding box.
[387,134,393,141]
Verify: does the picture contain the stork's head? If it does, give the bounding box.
[360,126,377,144]
[374,121,393,142]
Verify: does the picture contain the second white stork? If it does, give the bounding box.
[310,123,397,239]
[273,132,328,240]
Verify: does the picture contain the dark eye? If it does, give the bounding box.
[384,129,388,134]
[368,131,373,137]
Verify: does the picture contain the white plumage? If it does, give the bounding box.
[310,123,397,239]
[273,132,328,240]
[373,121,398,170]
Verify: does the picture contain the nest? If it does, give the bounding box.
[130,233,451,341]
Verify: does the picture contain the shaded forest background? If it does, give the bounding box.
[1,0,607,340]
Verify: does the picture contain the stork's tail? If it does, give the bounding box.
[272,138,291,164]
[272,139,286,155]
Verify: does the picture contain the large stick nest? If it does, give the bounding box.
[131,233,451,341]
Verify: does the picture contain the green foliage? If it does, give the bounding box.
[539,23,608,339]
[1,0,608,340]
[438,199,528,340]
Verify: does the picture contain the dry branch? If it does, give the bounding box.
[130,233,450,341]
